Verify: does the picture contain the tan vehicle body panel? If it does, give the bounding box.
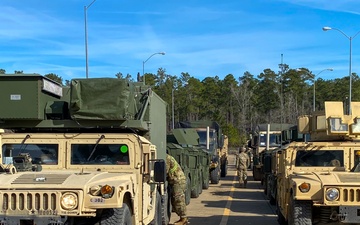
[0,132,158,225]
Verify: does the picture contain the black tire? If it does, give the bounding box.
[263,179,268,195]
[161,189,171,225]
[276,201,287,225]
[270,186,276,206]
[266,178,271,200]
[270,194,276,205]
[198,173,203,195]
[150,192,162,225]
[220,161,227,177]
[185,177,191,205]
[99,204,132,225]
[210,166,220,184]
[191,175,200,198]
[253,167,261,181]
[288,198,312,225]
[202,171,210,189]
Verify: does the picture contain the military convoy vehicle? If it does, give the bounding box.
[262,125,304,204]
[177,121,228,184]
[274,101,360,225]
[166,128,210,205]
[249,123,293,182]
[0,74,170,225]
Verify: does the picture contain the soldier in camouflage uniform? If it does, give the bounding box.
[236,146,250,188]
[166,154,188,225]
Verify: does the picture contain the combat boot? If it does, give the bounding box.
[174,217,188,225]
[244,180,247,188]
[239,180,244,188]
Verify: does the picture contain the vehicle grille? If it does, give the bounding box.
[342,188,360,203]
[1,191,58,213]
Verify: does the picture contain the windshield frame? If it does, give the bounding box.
[295,149,344,167]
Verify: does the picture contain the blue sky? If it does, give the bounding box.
[1,0,360,82]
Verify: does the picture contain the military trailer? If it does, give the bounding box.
[177,121,228,184]
[166,128,210,204]
[0,74,170,225]
[276,101,360,225]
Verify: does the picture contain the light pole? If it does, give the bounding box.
[297,68,333,111]
[172,88,175,129]
[142,52,165,84]
[323,26,360,114]
[84,0,98,79]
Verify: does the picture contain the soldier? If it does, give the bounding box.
[166,154,188,225]
[353,151,360,172]
[237,146,250,188]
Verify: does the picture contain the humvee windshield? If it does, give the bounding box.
[2,144,58,165]
[71,144,130,165]
[259,134,280,147]
[295,150,344,167]
[197,130,216,150]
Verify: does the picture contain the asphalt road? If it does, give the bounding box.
[169,154,278,225]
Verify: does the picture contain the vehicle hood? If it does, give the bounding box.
[0,170,136,189]
[292,171,360,185]
[312,172,360,185]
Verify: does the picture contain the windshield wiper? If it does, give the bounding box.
[87,135,105,161]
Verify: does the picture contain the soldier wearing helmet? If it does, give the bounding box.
[166,154,188,225]
[236,146,250,188]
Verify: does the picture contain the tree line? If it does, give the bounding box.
[1,66,358,147]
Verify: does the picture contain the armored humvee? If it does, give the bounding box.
[0,74,169,225]
[177,121,228,184]
[276,101,360,225]
[167,128,210,204]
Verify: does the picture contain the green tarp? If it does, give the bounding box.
[70,78,134,120]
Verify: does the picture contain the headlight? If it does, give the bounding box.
[61,192,78,210]
[326,188,339,201]
[298,182,311,193]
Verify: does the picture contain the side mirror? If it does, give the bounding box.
[154,160,166,182]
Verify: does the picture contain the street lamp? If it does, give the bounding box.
[323,26,360,114]
[172,88,175,129]
[142,52,165,84]
[297,68,333,111]
[84,0,98,79]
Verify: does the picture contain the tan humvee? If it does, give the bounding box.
[276,101,360,224]
[0,75,169,225]
[0,131,164,225]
